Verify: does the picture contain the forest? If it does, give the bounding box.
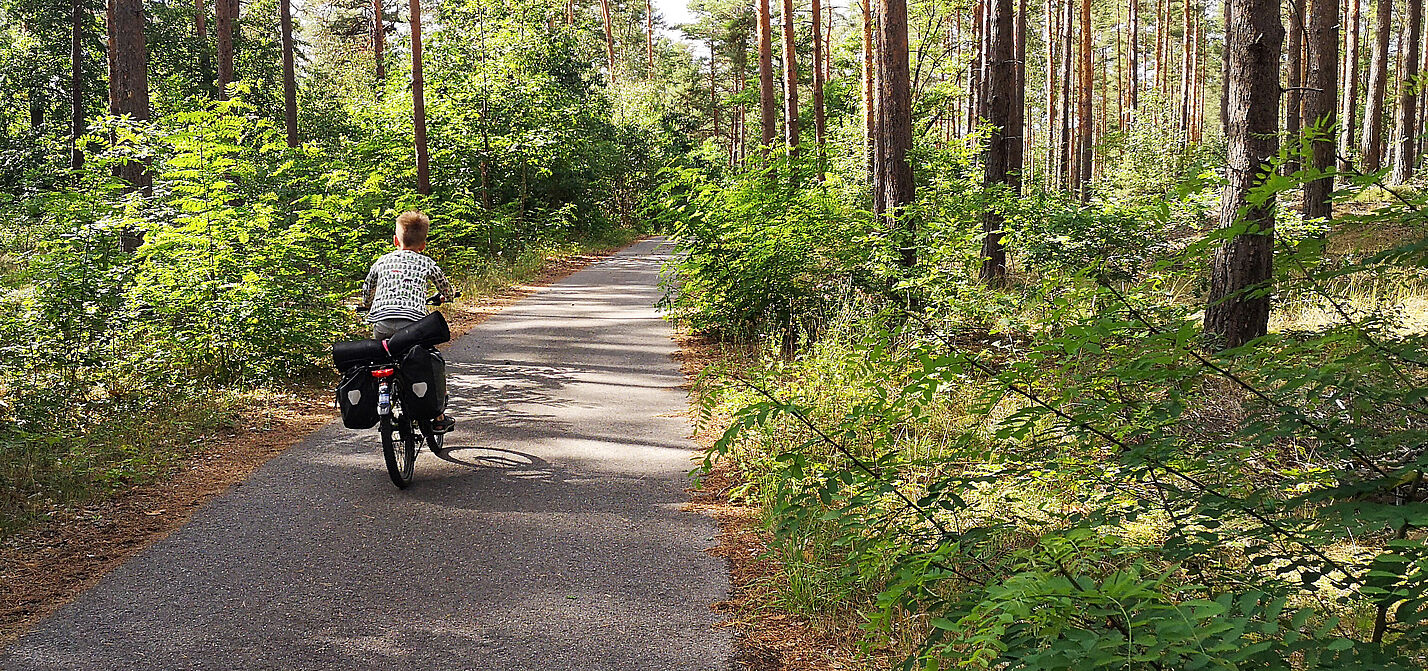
[2,0,1428,664]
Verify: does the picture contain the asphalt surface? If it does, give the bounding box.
[1,238,732,670]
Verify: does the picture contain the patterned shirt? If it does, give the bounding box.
[360,250,456,323]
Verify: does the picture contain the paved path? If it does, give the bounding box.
[1,238,730,670]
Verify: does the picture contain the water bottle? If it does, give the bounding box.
[377,382,392,416]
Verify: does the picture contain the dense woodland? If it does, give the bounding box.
[3,0,1428,665]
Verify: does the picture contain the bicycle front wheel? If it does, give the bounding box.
[380,415,417,489]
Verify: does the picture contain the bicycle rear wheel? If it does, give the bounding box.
[380,415,418,488]
[420,419,444,453]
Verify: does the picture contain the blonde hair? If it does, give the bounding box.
[395,211,430,248]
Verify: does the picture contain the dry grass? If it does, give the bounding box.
[676,329,882,671]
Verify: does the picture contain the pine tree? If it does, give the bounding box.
[1303,0,1337,219]
[71,0,84,170]
[1393,0,1423,183]
[812,0,827,177]
[281,0,298,146]
[781,0,800,152]
[411,0,430,195]
[374,0,385,82]
[1339,0,1361,167]
[759,0,778,150]
[1360,0,1391,172]
[1206,0,1283,349]
[873,0,914,266]
[981,0,1021,283]
[216,0,236,99]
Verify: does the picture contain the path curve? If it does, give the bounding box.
[0,237,731,670]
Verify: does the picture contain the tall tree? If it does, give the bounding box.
[411,0,430,195]
[1393,0,1423,183]
[862,0,876,181]
[71,0,84,170]
[216,0,236,99]
[1179,0,1193,134]
[873,0,914,266]
[647,0,655,67]
[1075,0,1092,194]
[981,0,1022,283]
[1360,0,1390,171]
[781,0,800,152]
[1285,0,1304,174]
[709,35,720,145]
[1154,0,1165,94]
[1045,0,1058,185]
[1339,0,1361,167]
[1303,0,1337,218]
[1127,0,1138,112]
[1205,0,1283,348]
[110,0,150,252]
[758,0,777,150]
[812,0,827,176]
[374,0,385,82]
[1059,0,1073,184]
[280,0,298,146]
[600,0,615,82]
[196,0,211,94]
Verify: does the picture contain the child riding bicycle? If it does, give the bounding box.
[360,210,457,433]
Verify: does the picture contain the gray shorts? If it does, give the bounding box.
[372,318,417,341]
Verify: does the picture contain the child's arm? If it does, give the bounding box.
[430,263,456,303]
[359,266,379,308]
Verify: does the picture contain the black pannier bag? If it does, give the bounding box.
[336,367,381,429]
[399,346,447,421]
[332,339,388,371]
[386,311,451,359]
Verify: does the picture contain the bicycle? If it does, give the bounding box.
[347,293,458,489]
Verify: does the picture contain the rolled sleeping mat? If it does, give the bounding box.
[386,311,452,359]
[332,338,389,371]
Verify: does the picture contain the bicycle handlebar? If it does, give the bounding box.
[355,292,462,313]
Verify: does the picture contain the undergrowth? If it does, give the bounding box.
[661,150,1428,669]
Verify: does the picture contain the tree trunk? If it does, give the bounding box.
[600,0,616,83]
[970,0,985,127]
[1360,0,1390,171]
[981,0,1020,283]
[106,0,117,114]
[216,0,236,99]
[1339,0,1360,166]
[1205,0,1282,349]
[111,0,150,252]
[1393,0,1423,183]
[873,0,915,266]
[812,0,827,177]
[72,0,84,170]
[1128,0,1138,114]
[1059,0,1073,186]
[1154,0,1165,93]
[196,0,211,96]
[374,0,385,82]
[411,0,430,195]
[1015,0,1027,176]
[1179,0,1193,136]
[1285,0,1304,173]
[710,36,721,144]
[1076,0,1092,195]
[1046,0,1058,186]
[647,0,655,67]
[280,0,298,146]
[759,0,778,151]
[1303,0,1337,216]
[782,0,800,152]
[1116,9,1125,126]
